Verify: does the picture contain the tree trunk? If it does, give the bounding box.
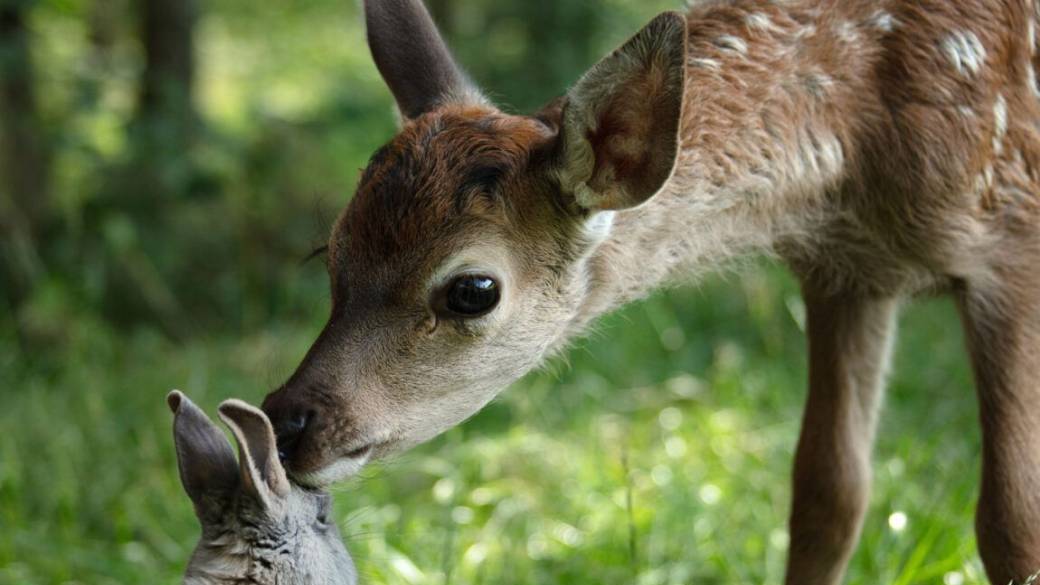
[132,0,197,198]
[0,0,51,326]
[137,0,195,131]
[102,0,200,337]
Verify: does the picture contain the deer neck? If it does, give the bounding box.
[567,0,887,336]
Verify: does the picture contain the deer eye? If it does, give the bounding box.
[444,275,500,317]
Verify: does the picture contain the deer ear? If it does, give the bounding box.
[168,391,238,517]
[555,12,687,211]
[364,0,483,119]
[219,399,291,508]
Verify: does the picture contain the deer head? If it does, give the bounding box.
[263,0,687,486]
[168,391,356,584]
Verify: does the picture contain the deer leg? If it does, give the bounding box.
[784,290,899,585]
[957,273,1040,585]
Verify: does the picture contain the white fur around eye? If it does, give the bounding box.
[427,260,496,299]
[425,245,514,298]
[422,246,517,333]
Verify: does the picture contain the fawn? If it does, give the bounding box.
[168,391,356,584]
[262,0,1040,582]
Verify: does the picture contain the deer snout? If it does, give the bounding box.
[262,389,316,465]
[262,376,381,485]
[274,409,313,463]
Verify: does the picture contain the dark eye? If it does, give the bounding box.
[445,275,500,317]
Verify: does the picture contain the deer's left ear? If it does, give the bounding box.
[555,11,687,212]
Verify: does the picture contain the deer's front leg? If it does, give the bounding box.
[957,274,1040,585]
[784,290,899,585]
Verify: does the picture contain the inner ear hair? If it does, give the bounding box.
[555,11,688,212]
[218,399,291,505]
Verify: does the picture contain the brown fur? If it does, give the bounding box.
[264,1,1040,583]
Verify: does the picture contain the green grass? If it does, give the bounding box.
[0,265,987,585]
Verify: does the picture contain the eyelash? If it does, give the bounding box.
[302,245,329,265]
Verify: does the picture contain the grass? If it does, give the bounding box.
[0,264,989,585]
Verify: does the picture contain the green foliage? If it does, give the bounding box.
[0,1,988,584]
[5,0,683,339]
[0,268,987,584]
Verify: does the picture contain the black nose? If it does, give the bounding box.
[273,409,314,463]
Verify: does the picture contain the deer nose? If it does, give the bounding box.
[272,409,315,463]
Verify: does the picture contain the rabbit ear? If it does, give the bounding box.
[219,399,291,508]
[168,391,238,517]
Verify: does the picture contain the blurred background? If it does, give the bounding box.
[0,0,986,583]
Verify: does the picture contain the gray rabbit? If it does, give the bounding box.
[168,391,356,585]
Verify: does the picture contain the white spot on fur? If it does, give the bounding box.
[1028,63,1040,98]
[796,25,817,39]
[1028,19,1036,54]
[793,126,844,181]
[803,72,834,97]
[816,133,844,175]
[992,94,1007,154]
[941,31,987,76]
[835,21,860,44]
[868,10,898,32]
[584,210,616,244]
[973,173,986,193]
[715,34,748,54]
[689,57,721,70]
[958,105,976,118]
[746,12,778,32]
